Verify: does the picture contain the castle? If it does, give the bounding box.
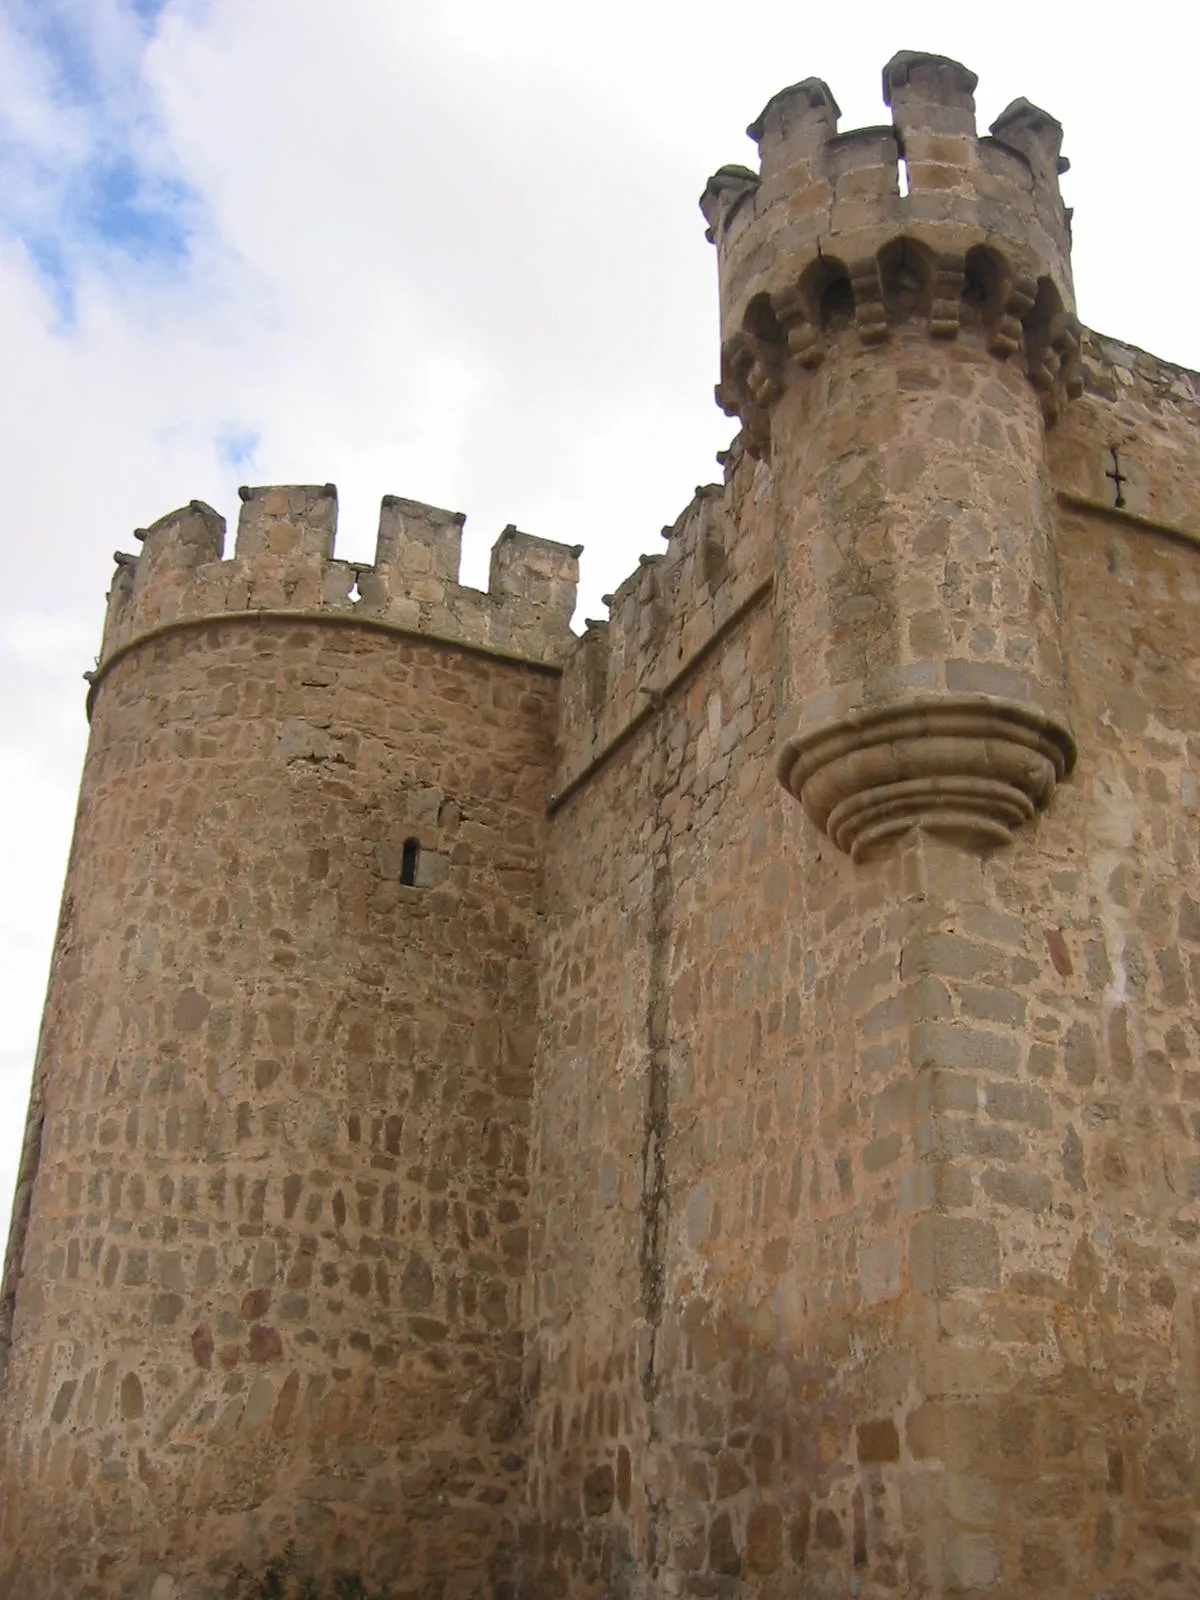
[1,47,1199,1599]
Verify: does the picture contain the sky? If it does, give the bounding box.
[0,0,1197,1244]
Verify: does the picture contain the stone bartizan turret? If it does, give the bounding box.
[701,51,1079,860]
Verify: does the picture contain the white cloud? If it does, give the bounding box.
[0,0,1197,1241]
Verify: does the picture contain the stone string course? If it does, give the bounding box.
[3,47,1200,1600]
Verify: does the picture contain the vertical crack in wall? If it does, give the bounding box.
[639,732,673,1418]
[637,719,675,1586]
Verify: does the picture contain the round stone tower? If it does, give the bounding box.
[0,488,578,1596]
[702,51,1080,859]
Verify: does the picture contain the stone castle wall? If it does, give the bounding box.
[523,328,1200,1598]
[0,491,575,1597]
[2,46,1200,1600]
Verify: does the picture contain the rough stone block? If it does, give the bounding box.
[910,1215,1001,1294]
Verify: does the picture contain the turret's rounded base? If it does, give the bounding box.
[778,695,1076,859]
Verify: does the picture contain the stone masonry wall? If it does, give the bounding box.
[523,333,1200,1598]
[527,449,958,1597]
[4,67,1200,1599]
[0,489,574,1598]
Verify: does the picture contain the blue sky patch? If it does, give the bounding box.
[128,0,170,24]
[217,430,261,469]
[1,0,204,316]
[22,234,74,327]
[19,5,100,105]
[75,153,192,261]
[13,0,172,103]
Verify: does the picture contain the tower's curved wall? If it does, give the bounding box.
[0,489,577,1597]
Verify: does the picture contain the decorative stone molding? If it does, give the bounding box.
[777,698,1076,861]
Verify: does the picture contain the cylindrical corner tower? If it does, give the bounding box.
[702,51,1080,859]
[0,487,578,1596]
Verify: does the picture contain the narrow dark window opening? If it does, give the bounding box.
[1106,445,1128,510]
[400,838,420,887]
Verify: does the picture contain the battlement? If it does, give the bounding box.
[701,50,1080,453]
[554,444,774,797]
[95,485,580,684]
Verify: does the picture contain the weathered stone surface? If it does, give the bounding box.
[4,44,1200,1600]
[0,598,564,1593]
[525,51,1200,1600]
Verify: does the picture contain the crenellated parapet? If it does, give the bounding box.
[94,484,580,692]
[554,445,773,799]
[701,51,1082,456]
